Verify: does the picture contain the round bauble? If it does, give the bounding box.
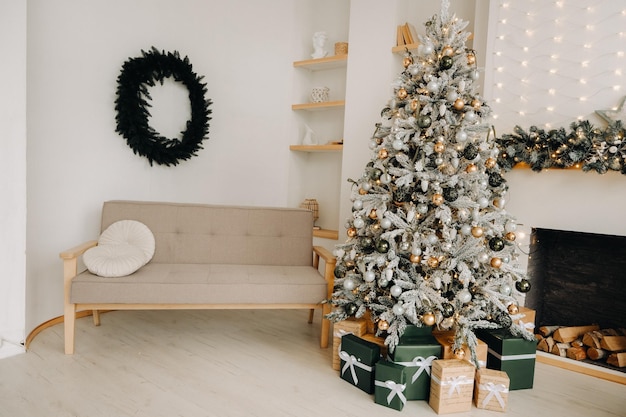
[441,302,455,318]
[440,55,453,70]
[369,209,378,220]
[347,227,357,238]
[489,237,505,252]
[378,148,388,159]
[497,311,513,327]
[353,217,365,229]
[345,303,358,316]
[417,115,432,128]
[390,285,403,297]
[334,265,347,278]
[485,157,497,168]
[500,283,512,296]
[488,172,504,187]
[378,320,389,331]
[410,99,420,112]
[376,239,390,253]
[410,254,422,264]
[343,278,356,291]
[443,187,458,202]
[458,289,472,303]
[505,231,516,241]
[466,164,478,173]
[393,303,405,316]
[364,270,376,282]
[434,142,445,153]
[422,312,436,326]
[432,193,444,206]
[453,98,465,111]
[463,144,478,160]
[455,130,468,142]
[472,98,482,109]
[397,88,408,100]
[403,56,413,68]
[507,303,519,314]
[442,45,454,56]
[427,256,440,268]
[467,53,476,65]
[380,218,392,229]
[515,279,532,293]
[490,257,503,268]
[471,226,484,238]
[370,168,383,181]
[454,348,466,360]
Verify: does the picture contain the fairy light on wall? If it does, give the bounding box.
[489,0,625,131]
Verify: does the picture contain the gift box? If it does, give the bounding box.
[361,333,388,358]
[474,368,509,412]
[374,360,408,411]
[429,359,475,414]
[389,335,441,400]
[400,324,434,341]
[332,318,368,370]
[516,306,536,332]
[475,328,537,390]
[433,331,488,367]
[339,333,380,394]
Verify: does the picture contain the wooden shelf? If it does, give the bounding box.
[291,100,345,111]
[513,162,582,171]
[290,144,343,153]
[293,54,348,71]
[313,228,339,240]
[392,43,420,54]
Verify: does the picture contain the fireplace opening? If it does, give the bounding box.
[525,227,626,375]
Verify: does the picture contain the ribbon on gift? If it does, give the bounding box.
[488,348,536,361]
[517,319,535,331]
[339,350,373,385]
[480,382,508,409]
[394,355,437,384]
[431,374,473,397]
[334,330,353,357]
[375,380,407,406]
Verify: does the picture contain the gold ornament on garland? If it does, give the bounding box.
[453,348,466,359]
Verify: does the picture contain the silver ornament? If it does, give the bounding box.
[390,285,403,297]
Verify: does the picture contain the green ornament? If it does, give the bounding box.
[488,172,504,187]
[489,237,505,252]
[334,265,347,278]
[441,302,455,318]
[443,187,458,202]
[376,239,390,253]
[515,279,532,293]
[345,303,358,316]
[416,115,432,128]
[440,55,453,70]
[463,144,478,160]
[370,168,383,180]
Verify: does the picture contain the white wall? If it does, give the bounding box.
[0,0,27,359]
[26,0,298,335]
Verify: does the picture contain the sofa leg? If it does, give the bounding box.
[92,310,101,326]
[307,309,314,324]
[64,304,76,355]
[320,304,331,348]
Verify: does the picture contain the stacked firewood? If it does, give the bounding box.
[535,325,626,368]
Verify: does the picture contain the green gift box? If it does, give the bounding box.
[339,334,380,394]
[389,335,442,400]
[475,329,537,390]
[375,360,408,411]
[399,325,434,341]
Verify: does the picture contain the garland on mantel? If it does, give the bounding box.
[496,120,626,175]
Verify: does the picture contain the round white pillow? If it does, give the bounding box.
[83,220,155,278]
[98,220,155,262]
[83,244,148,278]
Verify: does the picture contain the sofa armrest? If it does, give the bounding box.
[60,240,98,261]
[313,246,336,298]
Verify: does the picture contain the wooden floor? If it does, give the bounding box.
[0,310,624,417]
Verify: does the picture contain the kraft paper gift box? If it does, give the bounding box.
[339,333,380,394]
[361,333,388,358]
[389,335,441,400]
[428,359,475,414]
[474,368,510,412]
[433,331,488,368]
[332,318,368,371]
[516,306,536,333]
[475,328,537,390]
[374,360,408,411]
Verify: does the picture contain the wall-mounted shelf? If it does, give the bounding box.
[293,54,348,71]
[291,100,345,111]
[392,43,420,54]
[290,144,343,153]
[314,228,339,240]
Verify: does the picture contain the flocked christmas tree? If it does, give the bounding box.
[328,1,534,366]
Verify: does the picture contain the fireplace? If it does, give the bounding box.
[525,227,626,379]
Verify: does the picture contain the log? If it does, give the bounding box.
[566,346,587,361]
[551,342,570,357]
[600,335,626,352]
[607,352,626,368]
[537,336,555,353]
[571,338,584,348]
[553,325,600,343]
[582,331,603,349]
[587,347,608,361]
[539,325,561,337]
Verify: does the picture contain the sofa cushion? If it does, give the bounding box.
[98,219,155,262]
[83,244,148,278]
[71,263,327,304]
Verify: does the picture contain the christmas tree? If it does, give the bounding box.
[328,1,534,365]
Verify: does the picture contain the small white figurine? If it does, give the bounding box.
[302,124,316,145]
[311,31,328,59]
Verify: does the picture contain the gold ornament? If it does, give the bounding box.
[453,348,466,359]
[491,257,503,268]
[472,99,482,109]
[397,88,408,100]
[403,56,413,68]
[442,45,454,56]
[378,148,389,159]
[485,158,496,169]
[453,98,465,111]
[410,254,422,264]
[427,256,440,268]
[369,209,378,219]
[471,226,484,238]
[347,227,357,237]
[508,304,519,314]
[434,142,445,153]
[432,193,444,206]
[467,53,476,65]
[466,163,478,173]
[378,320,389,331]
[422,312,436,326]
[359,188,368,195]
[410,99,420,112]
[505,231,516,241]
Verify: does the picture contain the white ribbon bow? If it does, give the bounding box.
[339,350,373,385]
[394,355,437,384]
[480,382,508,408]
[375,380,407,406]
[517,319,535,331]
[431,374,473,397]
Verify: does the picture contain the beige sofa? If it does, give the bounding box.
[60,200,336,354]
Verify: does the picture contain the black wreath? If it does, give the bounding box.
[115,47,212,166]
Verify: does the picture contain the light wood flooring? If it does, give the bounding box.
[1,309,624,417]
